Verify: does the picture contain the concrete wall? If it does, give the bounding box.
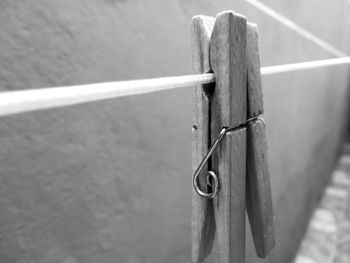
[0,0,349,262]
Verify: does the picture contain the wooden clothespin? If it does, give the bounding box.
[192,11,247,263]
[246,23,275,258]
[191,11,275,263]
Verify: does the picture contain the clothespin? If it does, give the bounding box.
[192,11,247,263]
[246,23,275,258]
[191,11,275,263]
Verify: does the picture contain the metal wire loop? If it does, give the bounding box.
[192,128,228,198]
[193,171,218,198]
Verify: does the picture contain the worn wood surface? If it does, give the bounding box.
[191,15,215,263]
[210,11,247,131]
[246,21,275,258]
[246,23,263,118]
[213,129,246,263]
[246,118,275,258]
[210,11,247,263]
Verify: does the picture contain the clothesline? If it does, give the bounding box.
[261,57,350,75]
[0,57,349,117]
[0,2,347,118]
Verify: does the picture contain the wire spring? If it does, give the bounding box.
[193,116,262,198]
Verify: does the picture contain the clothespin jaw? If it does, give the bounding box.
[247,23,263,118]
[191,15,216,263]
[246,23,275,258]
[210,12,247,130]
[210,11,247,263]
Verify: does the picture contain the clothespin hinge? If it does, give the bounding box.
[193,116,262,198]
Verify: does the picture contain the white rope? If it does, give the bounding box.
[0,57,349,117]
[0,74,215,117]
[0,3,346,117]
[244,0,347,58]
[261,57,350,75]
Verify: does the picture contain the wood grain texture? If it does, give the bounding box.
[247,23,263,118]
[210,11,247,263]
[246,118,275,258]
[210,11,247,131]
[191,15,215,263]
[246,21,274,258]
[212,129,246,263]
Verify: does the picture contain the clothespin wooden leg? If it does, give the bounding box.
[213,129,246,263]
[191,15,216,263]
[246,118,275,257]
[210,11,247,263]
[246,23,275,258]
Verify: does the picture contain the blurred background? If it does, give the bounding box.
[0,0,350,262]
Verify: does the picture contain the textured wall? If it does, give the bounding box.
[0,0,349,263]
